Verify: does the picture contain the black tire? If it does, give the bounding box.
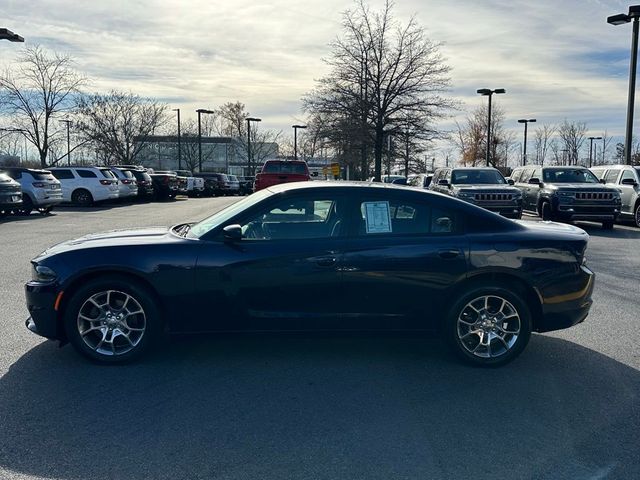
[634,202,640,228]
[540,201,553,221]
[19,194,33,216]
[444,285,532,367]
[62,275,162,364]
[602,220,614,230]
[71,189,93,206]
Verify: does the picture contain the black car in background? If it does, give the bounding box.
[0,172,23,215]
[195,172,231,196]
[148,171,179,200]
[113,166,155,200]
[25,182,594,367]
[430,167,523,219]
[511,165,621,229]
[238,176,254,195]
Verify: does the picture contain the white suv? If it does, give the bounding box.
[48,166,120,206]
[109,166,139,200]
[0,167,63,214]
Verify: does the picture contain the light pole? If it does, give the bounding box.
[477,88,506,166]
[608,6,640,165]
[588,136,603,167]
[59,119,72,166]
[292,124,307,160]
[0,28,24,42]
[602,138,607,164]
[172,108,181,170]
[517,119,536,165]
[196,108,214,172]
[246,117,261,175]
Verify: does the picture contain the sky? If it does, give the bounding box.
[1,0,638,162]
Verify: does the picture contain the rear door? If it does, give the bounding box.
[339,191,468,331]
[49,169,75,201]
[618,169,639,214]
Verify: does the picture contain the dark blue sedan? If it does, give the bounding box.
[25,182,594,366]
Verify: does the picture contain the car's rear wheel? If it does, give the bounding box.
[71,189,93,206]
[19,195,33,216]
[63,276,161,363]
[634,202,640,228]
[445,286,532,367]
[540,201,552,221]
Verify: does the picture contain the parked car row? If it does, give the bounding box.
[402,165,631,229]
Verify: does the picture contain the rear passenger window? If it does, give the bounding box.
[520,169,533,183]
[77,169,97,178]
[358,199,456,235]
[604,169,621,184]
[51,169,74,180]
[510,169,522,183]
[621,169,637,183]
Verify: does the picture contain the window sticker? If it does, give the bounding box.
[363,201,392,234]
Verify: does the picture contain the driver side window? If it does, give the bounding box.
[241,196,344,240]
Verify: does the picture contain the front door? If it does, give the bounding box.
[191,192,348,332]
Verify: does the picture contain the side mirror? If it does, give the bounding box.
[528,177,541,185]
[621,178,638,186]
[507,178,515,185]
[599,178,606,184]
[437,179,450,187]
[222,224,243,242]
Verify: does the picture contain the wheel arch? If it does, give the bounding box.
[57,268,165,338]
[446,271,543,330]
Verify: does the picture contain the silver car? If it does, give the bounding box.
[591,164,640,227]
[0,167,63,214]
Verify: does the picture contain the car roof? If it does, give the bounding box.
[449,167,497,170]
[266,180,432,194]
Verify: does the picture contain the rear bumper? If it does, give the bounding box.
[536,265,594,333]
[24,282,62,340]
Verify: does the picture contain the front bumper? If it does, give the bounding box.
[24,281,62,340]
[536,265,594,333]
[554,198,620,222]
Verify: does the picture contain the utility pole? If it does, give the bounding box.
[60,119,72,166]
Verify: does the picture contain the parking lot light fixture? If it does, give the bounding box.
[196,108,215,172]
[477,88,506,166]
[608,5,640,165]
[0,28,24,42]
[588,136,603,167]
[292,125,307,160]
[246,117,261,175]
[517,119,536,166]
[172,109,181,170]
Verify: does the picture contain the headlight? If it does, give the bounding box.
[457,192,475,200]
[31,264,57,283]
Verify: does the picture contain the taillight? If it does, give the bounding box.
[32,182,47,188]
[99,180,111,185]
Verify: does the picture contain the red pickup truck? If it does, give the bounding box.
[254,160,310,191]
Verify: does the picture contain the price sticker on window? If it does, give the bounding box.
[363,201,392,234]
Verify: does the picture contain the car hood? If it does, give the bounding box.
[545,183,617,191]
[35,227,172,259]
[454,184,520,193]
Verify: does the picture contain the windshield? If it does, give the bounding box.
[543,168,599,183]
[451,169,506,185]
[187,189,272,238]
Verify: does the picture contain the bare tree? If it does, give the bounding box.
[558,120,587,166]
[454,104,510,167]
[598,130,612,165]
[303,0,453,181]
[0,46,86,167]
[533,124,555,166]
[75,91,167,165]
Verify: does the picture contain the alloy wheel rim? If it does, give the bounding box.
[635,206,640,228]
[77,290,146,356]
[457,295,521,359]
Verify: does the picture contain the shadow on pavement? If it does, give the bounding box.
[0,334,638,480]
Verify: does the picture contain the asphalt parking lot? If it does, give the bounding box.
[1,198,639,480]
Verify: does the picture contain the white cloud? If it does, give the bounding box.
[1,0,636,150]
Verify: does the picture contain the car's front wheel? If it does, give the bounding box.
[540,201,553,221]
[445,286,532,367]
[63,276,161,363]
[634,202,640,228]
